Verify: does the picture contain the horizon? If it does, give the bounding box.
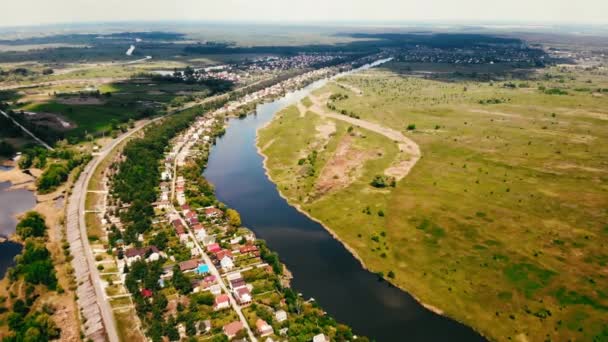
[2,0,608,29]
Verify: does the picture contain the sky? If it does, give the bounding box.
[2,0,608,27]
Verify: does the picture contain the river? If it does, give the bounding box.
[204,61,486,341]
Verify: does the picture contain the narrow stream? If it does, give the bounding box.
[204,61,486,341]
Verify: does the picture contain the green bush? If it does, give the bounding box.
[16,212,47,239]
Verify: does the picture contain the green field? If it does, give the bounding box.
[258,63,608,341]
[16,79,219,138]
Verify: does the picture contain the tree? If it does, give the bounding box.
[17,240,57,290]
[171,265,192,295]
[0,140,15,157]
[37,163,69,193]
[16,212,47,239]
[226,209,241,227]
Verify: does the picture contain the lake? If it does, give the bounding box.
[0,180,35,277]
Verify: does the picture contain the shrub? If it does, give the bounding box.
[16,212,47,239]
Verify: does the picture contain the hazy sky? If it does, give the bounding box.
[2,0,608,27]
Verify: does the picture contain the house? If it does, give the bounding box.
[223,321,244,339]
[205,207,223,218]
[202,235,216,246]
[256,319,274,337]
[220,255,234,271]
[209,284,222,296]
[197,320,211,334]
[179,259,199,272]
[192,224,207,240]
[141,288,153,298]
[214,294,231,311]
[229,277,246,291]
[161,170,172,181]
[172,219,185,235]
[215,249,233,261]
[239,245,258,255]
[178,232,189,243]
[312,334,329,342]
[235,287,252,305]
[275,310,287,323]
[156,200,171,210]
[207,243,221,253]
[124,246,160,266]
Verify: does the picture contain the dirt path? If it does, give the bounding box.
[307,94,421,180]
[333,81,364,96]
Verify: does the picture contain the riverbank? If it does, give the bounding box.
[254,109,448,317]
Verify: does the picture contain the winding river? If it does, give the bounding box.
[204,61,486,341]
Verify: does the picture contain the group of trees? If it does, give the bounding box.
[150,70,235,94]
[4,211,60,340]
[12,212,57,291]
[15,211,47,239]
[4,303,60,342]
[111,106,213,245]
[258,241,283,275]
[370,175,396,188]
[19,146,92,193]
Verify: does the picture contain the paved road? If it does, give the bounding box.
[170,128,258,342]
[0,109,54,150]
[67,117,163,342]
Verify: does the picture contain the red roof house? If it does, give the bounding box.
[141,288,153,298]
[207,243,221,253]
[223,321,243,339]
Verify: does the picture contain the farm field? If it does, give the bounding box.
[258,62,608,341]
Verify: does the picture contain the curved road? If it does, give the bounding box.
[67,117,163,342]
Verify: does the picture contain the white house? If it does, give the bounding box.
[161,170,172,181]
[313,334,329,342]
[275,310,287,323]
[209,284,222,296]
[214,294,231,311]
[220,256,234,271]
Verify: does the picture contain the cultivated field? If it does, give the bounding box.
[258,62,608,341]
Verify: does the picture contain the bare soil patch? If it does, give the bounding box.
[315,120,336,142]
[314,135,372,196]
[23,111,77,131]
[297,102,308,117]
[309,93,421,180]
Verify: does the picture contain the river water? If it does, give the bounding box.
[204,61,486,341]
[0,180,34,277]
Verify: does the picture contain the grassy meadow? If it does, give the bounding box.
[258,63,608,341]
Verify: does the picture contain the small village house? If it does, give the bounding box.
[223,321,244,339]
[256,319,274,337]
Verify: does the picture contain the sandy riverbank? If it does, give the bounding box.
[0,165,80,340]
